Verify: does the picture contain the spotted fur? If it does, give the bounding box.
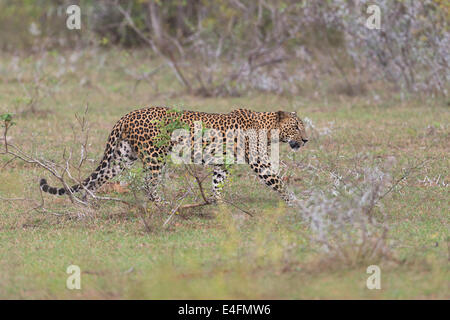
[40,107,308,204]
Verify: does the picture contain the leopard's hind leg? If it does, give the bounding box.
[40,140,137,197]
[138,148,167,203]
[211,165,229,201]
[82,140,137,195]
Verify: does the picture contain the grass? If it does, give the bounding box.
[0,49,448,299]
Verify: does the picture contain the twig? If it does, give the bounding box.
[378,159,428,202]
[115,3,192,92]
[163,190,190,228]
[221,198,254,217]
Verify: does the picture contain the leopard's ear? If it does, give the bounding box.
[277,111,291,122]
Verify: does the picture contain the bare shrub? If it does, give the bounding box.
[1,108,128,216]
[109,0,448,97]
[113,1,309,97]
[319,0,449,95]
[3,1,447,97]
[296,163,401,267]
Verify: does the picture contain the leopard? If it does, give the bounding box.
[40,107,308,205]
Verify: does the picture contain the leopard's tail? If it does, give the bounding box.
[39,121,124,196]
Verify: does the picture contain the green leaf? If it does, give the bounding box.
[1,113,13,122]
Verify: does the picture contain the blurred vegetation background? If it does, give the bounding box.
[0,0,448,97]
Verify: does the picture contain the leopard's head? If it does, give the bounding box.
[277,111,308,151]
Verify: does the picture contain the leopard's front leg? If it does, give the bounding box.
[249,162,298,206]
[211,165,229,202]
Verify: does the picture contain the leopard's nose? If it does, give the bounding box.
[302,138,309,144]
[289,140,300,150]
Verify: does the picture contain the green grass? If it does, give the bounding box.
[0,49,448,299]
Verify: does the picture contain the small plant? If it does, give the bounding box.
[1,113,15,152]
[1,113,14,126]
[152,109,190,148]
[296,164,396,267]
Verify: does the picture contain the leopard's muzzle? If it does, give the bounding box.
[289,138,308,151]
